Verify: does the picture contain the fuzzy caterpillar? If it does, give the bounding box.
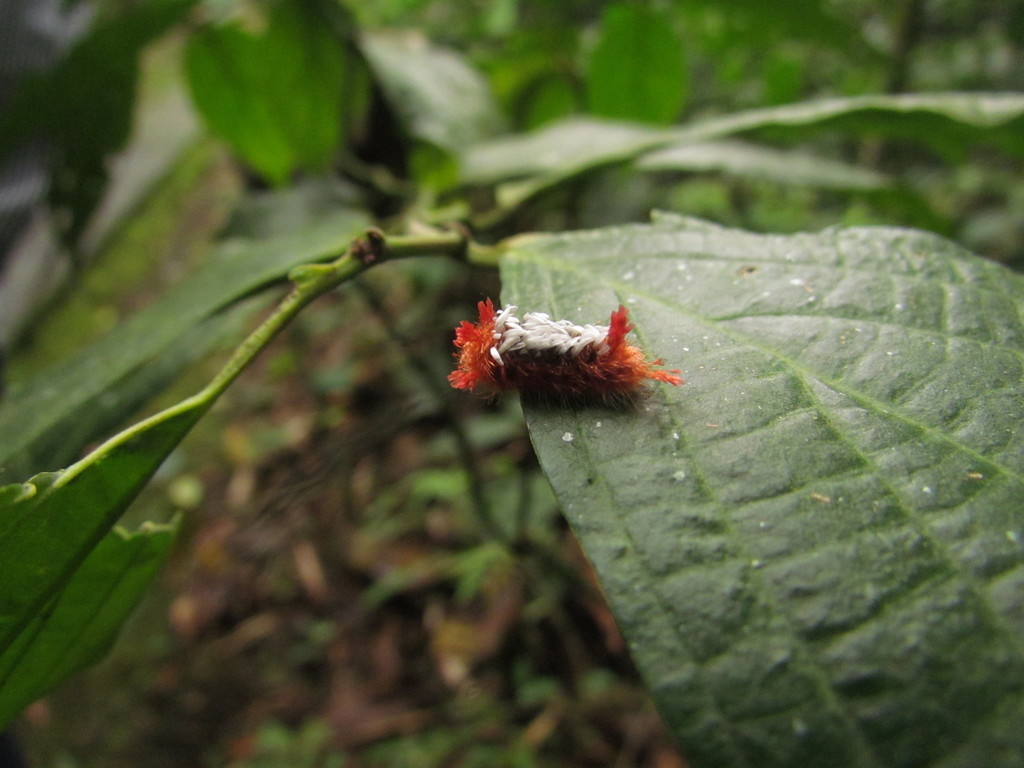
[448,299,683,398]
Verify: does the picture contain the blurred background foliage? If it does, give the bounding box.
[0,0,1021,765]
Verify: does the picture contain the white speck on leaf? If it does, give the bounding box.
[562,432,574,442]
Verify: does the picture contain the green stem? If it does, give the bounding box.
[59,228,470,485]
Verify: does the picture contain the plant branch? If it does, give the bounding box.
[59,227,472,485]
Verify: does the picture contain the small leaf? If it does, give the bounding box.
[0,520,177,729]
[184,2,351,184]
[500,215,1024,767]
[585,2,687,125]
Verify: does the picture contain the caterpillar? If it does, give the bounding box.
[448,299,683,398]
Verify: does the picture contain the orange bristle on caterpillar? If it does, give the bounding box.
[448,299,683,398]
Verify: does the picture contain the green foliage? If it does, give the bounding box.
[502,214,1024,766]
[0,521,177,728]
[184,1,359,184]
[2,1,1023,765]
[458,94,1024,220]
[584,3,688,125]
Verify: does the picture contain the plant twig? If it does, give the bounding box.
[59,227,471,485]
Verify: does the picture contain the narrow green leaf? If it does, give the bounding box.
[676,92,1024,159]
[184,2,350,183]
[459,93,1024,211]
[0,520,177,729]
[636,140,891,190]
[460,117,663,186]
[500,215,1024,767]
[0,207,368,484]
[585,2,687,125]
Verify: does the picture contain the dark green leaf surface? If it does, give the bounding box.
[0,207,368,484]
[500,215,1024,767]
[585,3,687,125]
[185,2,349,184]
[0,521,177,729]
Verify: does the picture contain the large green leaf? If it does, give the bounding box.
[0,206,368,484]
[500,214,1024,767]
[0,520,177,729]
[184,1,353,184]
[585,2,687,125]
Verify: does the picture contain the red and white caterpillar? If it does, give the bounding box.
[448,299,683,398]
